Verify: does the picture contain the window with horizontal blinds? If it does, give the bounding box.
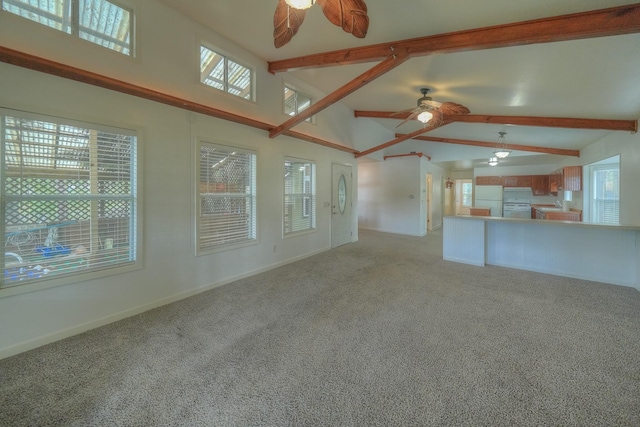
[284,158,316,235]
[1,0,133,56]
[200,45,253,100]
[197,141,257,253]
[1,109,138,289]
[591,163,619,224]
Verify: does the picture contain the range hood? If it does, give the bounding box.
[503,187,532,191]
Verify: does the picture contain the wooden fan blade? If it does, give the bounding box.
[273,0,307,48]
[422,100,442,109]
[390,107,419,117]
[317,0,369,39]
[395,110,421,128]
[439,102,470,116]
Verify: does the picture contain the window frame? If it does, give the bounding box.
[283,156,316,237]
[199,43,255,102]
[195,139,258,255]
[586,156,620,225]
[0,108,142,298]
[1,0,135,56]
[284,84,313,123]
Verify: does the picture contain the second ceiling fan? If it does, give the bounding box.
[394,88,471,128]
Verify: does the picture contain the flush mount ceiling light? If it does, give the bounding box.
[285,0,314,9]
[488,157,499,166]
[494,131,511,159]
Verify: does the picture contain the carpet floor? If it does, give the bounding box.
[1,229,639,426]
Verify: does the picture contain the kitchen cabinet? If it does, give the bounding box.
[531,175,549,196]
[476,176,503,185]
[469,207,491,216]
[502,175,533,188]
[550,166,582,193]
[535,208,581,221]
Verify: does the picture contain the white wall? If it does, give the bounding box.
[0,0,361,357]
[358,156,446,235]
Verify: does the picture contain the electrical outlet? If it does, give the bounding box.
[272,245,277,253]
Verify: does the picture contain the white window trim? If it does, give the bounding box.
[195,139,258,255]
[1,0,136,56]
[283,156,316,238]
[199,42,256,102]
[283,83,314,124]
[0,107,143,298]
[585,155,620,224]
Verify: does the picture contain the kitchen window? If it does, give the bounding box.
[1,0,134,56]
[588,156,620,224]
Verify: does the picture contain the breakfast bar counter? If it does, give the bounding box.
[443,215,640,289]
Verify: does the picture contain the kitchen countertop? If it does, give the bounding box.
[448,215,640,231]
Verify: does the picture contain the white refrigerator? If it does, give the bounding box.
[474,185,503,217]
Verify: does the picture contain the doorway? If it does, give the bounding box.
[331,163,352,248]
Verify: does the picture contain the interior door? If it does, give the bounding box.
[331,163,352,248]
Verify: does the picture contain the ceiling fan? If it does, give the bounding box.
[394,88,471,128]
[274,0,369,48]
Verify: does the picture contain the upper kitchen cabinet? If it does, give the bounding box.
[550,166,582,193]
[531,175,549,196]
[503,175,532,188]
[476,176,503,185]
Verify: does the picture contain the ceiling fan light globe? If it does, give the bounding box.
[494,149,511,159]
[285,0,314,10]
[417,111,433,124]
[488,157,499,166]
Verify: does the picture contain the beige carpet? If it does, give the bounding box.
[1,228,639,426]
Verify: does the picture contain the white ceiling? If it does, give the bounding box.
[159,0,640,170]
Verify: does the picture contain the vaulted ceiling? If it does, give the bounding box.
[159,0,640,170]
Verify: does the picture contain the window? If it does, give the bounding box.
[200,45,253,100]
[589,157,620,224]
[1,109,138,290]
[462,182,473,206]
[197,141,257,253]
[284,85,312,122]
[284,158,316,235]
[2,0,133,56]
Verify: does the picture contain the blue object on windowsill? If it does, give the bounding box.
[36,244,71,257]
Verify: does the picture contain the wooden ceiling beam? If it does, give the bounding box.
[269,51,410,138]
[355,120,453,158]
[399,134,580,157]
[0,46,359,156]
[354,111,638,132]
[269,3,640,72]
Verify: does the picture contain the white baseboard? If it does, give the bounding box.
[0,247,331,360]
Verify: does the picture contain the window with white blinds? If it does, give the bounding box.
[590,162,620,224]
[1,0,133,56]
[284,158,316,235]
[197,141,257,253]
[200,45,253,101]
[1,109,138,289]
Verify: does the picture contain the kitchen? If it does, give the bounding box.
[469,167,583,221]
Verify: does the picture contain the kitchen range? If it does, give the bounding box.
[503,198,531,218]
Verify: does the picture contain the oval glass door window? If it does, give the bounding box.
[338,174,347,214]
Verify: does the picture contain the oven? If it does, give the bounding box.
[503,199,531,219]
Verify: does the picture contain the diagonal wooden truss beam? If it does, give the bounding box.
[355,120,453,158]
[0,46,359,155]
[269,3,640,72]
[397,134,580,157]
[353,112,638,132]
[269,51,410,138]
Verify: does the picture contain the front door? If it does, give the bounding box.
[331,163,352,248]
